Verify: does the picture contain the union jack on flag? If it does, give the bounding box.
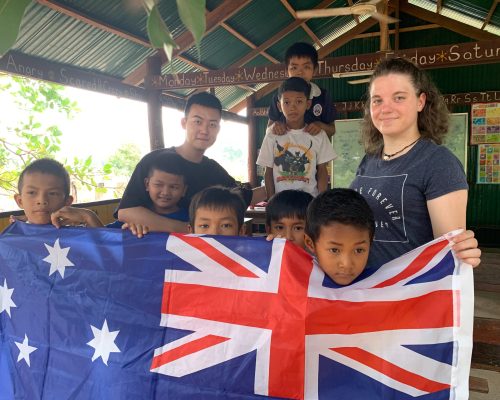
[0,223,472,399]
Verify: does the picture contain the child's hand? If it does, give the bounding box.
[304,122,322,135]
[51,206,103,228]
[266,233,284,241]
[271,121,287,136]
[448,229,481,268]
[122,222,149,238]
[51,206,83,228]
[9,215,27,224]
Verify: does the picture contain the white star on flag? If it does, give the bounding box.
[15,334,37,367]
[0,278,16,317]
[43,238,74,278]
[87,319,121,366]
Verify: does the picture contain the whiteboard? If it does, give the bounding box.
[331,113,468,188]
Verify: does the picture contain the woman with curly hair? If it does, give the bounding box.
[350,57,480,268]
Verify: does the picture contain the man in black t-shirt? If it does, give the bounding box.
[117,92,265,233]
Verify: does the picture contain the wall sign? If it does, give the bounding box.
[471,102,500,144]
[477,144,500,184]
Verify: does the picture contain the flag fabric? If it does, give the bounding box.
[0,222,473,399]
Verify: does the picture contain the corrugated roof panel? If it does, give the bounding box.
[182,27,252,69]
[244,55,275,68]
[226,1,294,47]
[15,2,156,78]
[410,0,500,36]
[215,85,249,110]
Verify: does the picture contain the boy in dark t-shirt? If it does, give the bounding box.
[107,155,189,229]
[268,42,336,138]
[117,92,263,233]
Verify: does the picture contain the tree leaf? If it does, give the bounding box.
[176,0,206,61]
[146,4,178,62]
[0,0,31,57]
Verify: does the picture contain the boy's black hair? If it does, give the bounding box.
[285,42,318,68]
[278,77,311,100]
[18,158,71,197]
[305,189,375,242]
[189,186,246,229]
[184,92,222,117]
[265,190,313,226]
[147,153,186,183]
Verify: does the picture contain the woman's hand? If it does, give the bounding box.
[447,230,481,268]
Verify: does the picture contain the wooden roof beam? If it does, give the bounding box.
[123,0,251,86]
[399,0,497,41]
[279,0,322,47]
[36,0,152,48]
[233,0,335,68]
[481,0,499,30]
[219,22,278,64]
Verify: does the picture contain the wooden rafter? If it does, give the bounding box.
[123,0,251,86]
[230,17,379,112]
[279,0,322,46]
[399,0,497,40]
[219,22,278,64]
[481,0,499,30]
[232,0,335,69]
[36,0,151,48]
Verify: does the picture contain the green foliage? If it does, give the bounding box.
[146,2,178,62]
[223,146,243,162]
[143,0,206,64]
[0,0,31,57]
[0,74,112,196]
[107,143,142,177]
[176,0,206,60]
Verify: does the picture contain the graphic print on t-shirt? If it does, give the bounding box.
[273,140,313,184]
[352,174,409,243]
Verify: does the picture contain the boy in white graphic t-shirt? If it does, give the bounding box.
[257,77,337,198]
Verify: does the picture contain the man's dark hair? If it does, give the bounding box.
[18,158,71,197]
[266,190,313,226]
[278,77,311,100]
[184,92,222,117]
[189,186,246,229]
[285,42,318,68]
[305,189,375,242]
[147,153,186,183]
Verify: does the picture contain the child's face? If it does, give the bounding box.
[277,91,311,128]
[191,206,242,236]
[267,216,306,249]
[145,170,187,214]
[14,172,72,225]
[305,222,371,286]
[287,56,316,82]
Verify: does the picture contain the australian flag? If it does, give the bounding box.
[0,222,473,399]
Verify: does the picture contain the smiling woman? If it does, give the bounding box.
[350,57,481,269]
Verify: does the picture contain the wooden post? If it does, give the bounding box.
[247,94,258,187]
[145,55,164,150]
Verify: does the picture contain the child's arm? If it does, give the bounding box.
[316,163,329,193]
[118,207,189,233]
[264,167,275,198]
[51,206,104,228]
[305,121,335,138]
